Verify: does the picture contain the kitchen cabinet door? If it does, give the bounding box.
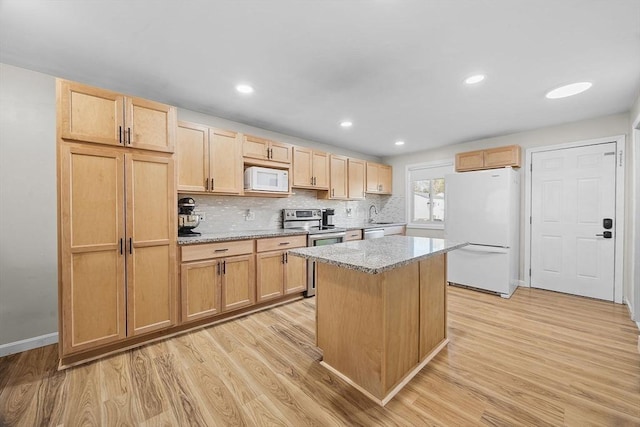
[483,145,521,169]
[256,251,285,301]
[269,141,293,164]
[209,128,243,194]
[181,260,221,323]
[59,144,126,355]
[243,135,270,160]
[126,154,177,337]
[177,121,209,192]
[312,150,330,189]
[285,253,307,294]
[348,158,366,200]
[455,150,485,171]
[125,96,176,153]
[329,155,348,199]
[58,80,125,146]
[221,254,255,312]
[366,162,393,194]
[293,146,313,187]
[378,164,392,194]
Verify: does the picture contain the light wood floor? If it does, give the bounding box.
[1,286,639,426]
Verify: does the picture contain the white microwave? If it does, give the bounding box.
[244,166,289,192]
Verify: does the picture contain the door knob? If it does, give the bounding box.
[595,231,612,238]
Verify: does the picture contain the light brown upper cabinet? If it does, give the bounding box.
[243,134,292,166]
[347,158,366,200]
[455,145,521,172]
[58,144,177,357]
[176,121,243,194]
[292,146,329,189]
[326,154,349,200]
[57,79,176,153]
[366,162,392,194]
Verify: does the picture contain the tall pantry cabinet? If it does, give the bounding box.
[57,79,177,363]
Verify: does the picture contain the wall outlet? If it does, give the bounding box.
[245,209,255,221]
[346,208,352,217]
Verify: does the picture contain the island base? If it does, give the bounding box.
[316,254,448,405]
[321,338,449,406]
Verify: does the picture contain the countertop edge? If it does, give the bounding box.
[289,239,468,274]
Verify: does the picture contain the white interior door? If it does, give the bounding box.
[530,143,616,301]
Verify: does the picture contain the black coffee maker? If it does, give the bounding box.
[321,208,335,228]
[178,197,201,236]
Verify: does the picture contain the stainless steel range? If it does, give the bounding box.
[283,209,346,296]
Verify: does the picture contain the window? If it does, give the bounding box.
[406,160,453,229]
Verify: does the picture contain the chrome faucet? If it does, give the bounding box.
[368,204,378,223]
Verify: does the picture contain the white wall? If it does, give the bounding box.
[0,63,58,347]
[383,113,631,295]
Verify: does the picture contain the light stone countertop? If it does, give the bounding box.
[289,236,468,274]
[178,229,308,245]
[339,222,407,230]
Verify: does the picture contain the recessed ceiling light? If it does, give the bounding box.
[236,84,254,94]
[340,121,353,128]
[395,141,405,146]
[464,74,485,85]
[545,82,592,99]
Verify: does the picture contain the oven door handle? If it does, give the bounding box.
[308,232,346,241]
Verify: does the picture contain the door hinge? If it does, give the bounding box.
[619,150,623,167]
[530,163,532,172]
[529,268,531,277]
[529,216,532,224]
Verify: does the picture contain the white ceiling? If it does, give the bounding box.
[1,1,639,157]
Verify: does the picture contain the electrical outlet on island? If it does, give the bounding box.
[245,209,255,221]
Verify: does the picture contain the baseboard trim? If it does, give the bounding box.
[0,332,58,358]
[517,280,528,288]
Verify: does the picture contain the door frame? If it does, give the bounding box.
[523,135,626,303]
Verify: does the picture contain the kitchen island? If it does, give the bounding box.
[289,236,467,406]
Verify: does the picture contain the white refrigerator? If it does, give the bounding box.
[444,167,520,298]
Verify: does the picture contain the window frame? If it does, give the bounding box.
[405,159,454,229]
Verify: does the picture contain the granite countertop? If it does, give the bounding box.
[289,236,467,274]
[178,229,308,245]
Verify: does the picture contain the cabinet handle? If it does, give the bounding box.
[216,261,220,275]
[127,127,132,145]
[211,178,214,190]
[278,242,290,246]
[214,248,229,252]
[313,177,316,186]
[222,260,226,274]
[119,238,123,255]
[119,126,123,144]
[128,238,132,254]
[310,177,314,185]
[285,252,288,263]
[282,253,286,264]
[331,188,335,197]
[205,178,209,190]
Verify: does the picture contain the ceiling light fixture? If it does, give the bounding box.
[395,141,405,146]
[464,74,485,85]
[340,121,353,128]
[235,84,254,94]
[545,82,592,99]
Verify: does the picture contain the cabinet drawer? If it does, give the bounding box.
[181,240,254,262]
[344,230,363,241]
[256,235,307,252]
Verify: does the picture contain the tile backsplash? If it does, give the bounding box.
[182,189,404,234]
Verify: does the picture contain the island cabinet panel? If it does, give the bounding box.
[419,254,447,359]
[316,262,420,399]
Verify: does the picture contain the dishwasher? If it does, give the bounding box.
[363,228,385,239]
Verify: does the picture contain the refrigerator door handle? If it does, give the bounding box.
[458,245,509,254]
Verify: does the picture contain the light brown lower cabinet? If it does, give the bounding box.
[256,235,307,301]
[180,240,255,323]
